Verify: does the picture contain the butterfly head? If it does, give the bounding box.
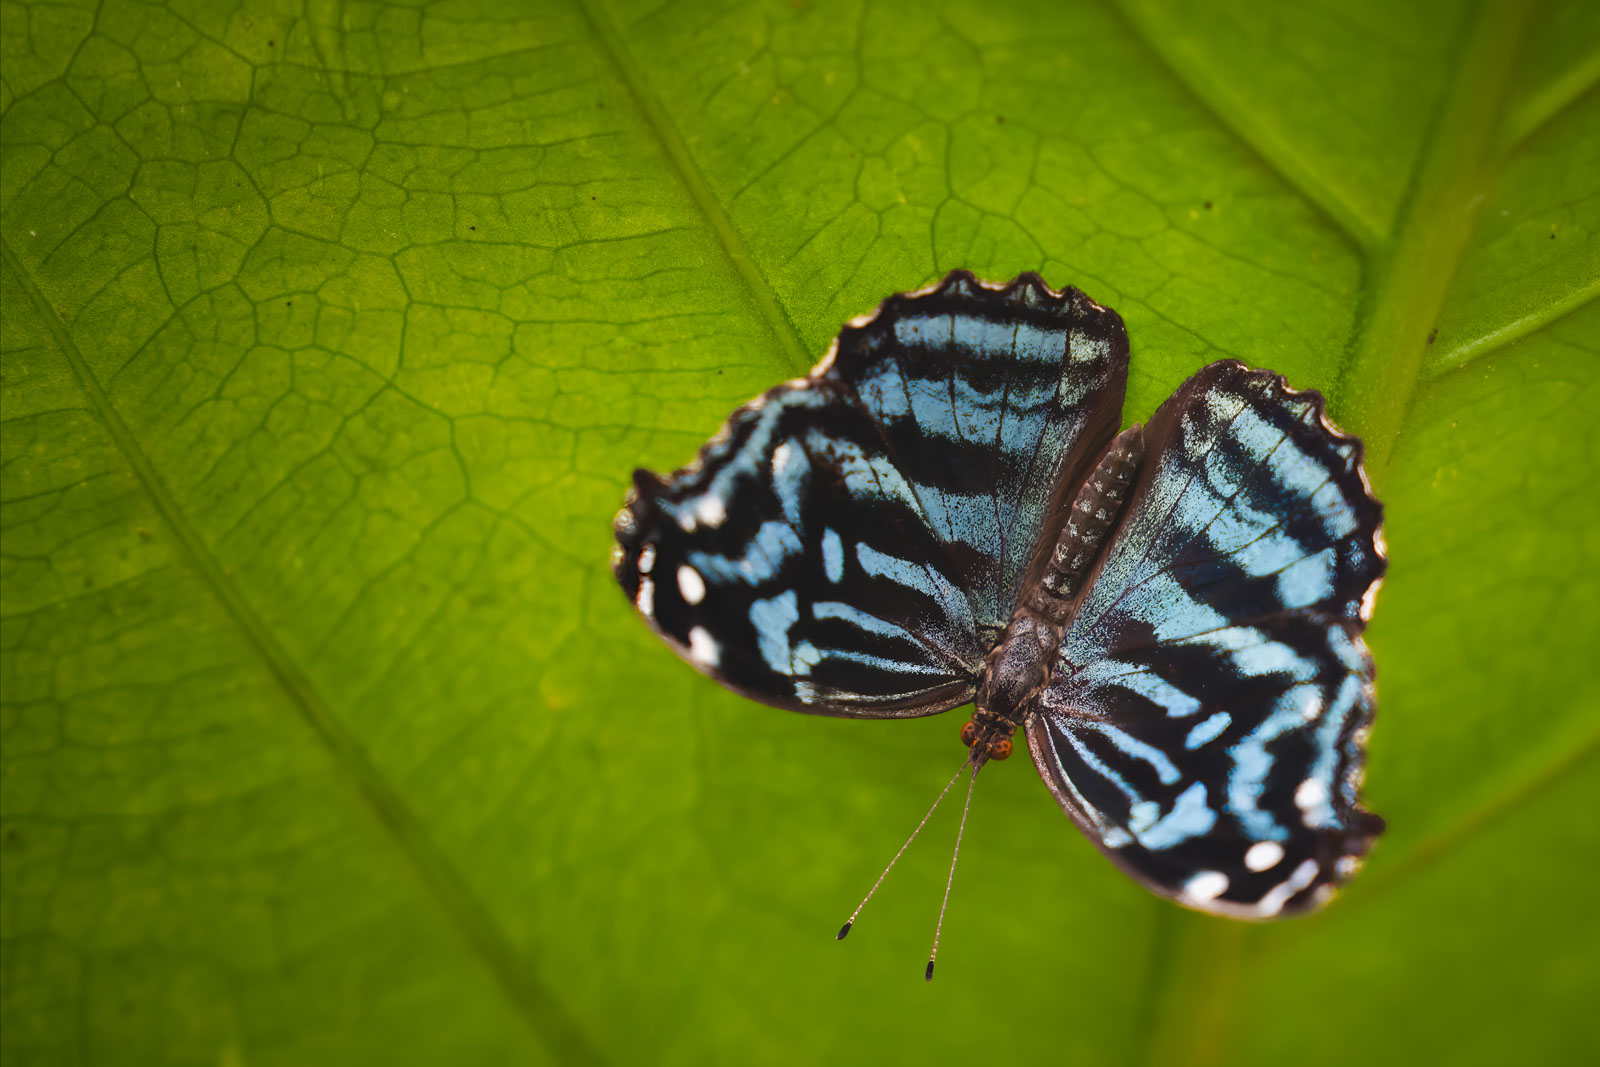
[960,716,1014,763]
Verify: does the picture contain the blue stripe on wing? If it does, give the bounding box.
[1031,362,1385,917]
[615,383,979,716]
[827,271,1128,640]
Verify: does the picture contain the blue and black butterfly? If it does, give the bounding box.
[612,271,1384,934]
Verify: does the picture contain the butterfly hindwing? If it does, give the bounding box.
[613,271,1129,716]
[1030,361,1385,917]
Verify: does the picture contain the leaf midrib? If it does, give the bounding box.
[1337,0,1535,474]
[1115,0,1599,462]
[0,239,607,1067]
[1118,2,1549,1064]
[1109,0,1584,838]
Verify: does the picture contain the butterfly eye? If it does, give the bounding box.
[960,721,977,747]
[988,738,1012,761]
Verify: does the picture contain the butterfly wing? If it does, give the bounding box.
[1029,361,1385,916]
[614,271,1128,716]
[825,271,1129,640]
[615,383,983,715]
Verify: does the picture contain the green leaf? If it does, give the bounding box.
[2,1,1595,1064]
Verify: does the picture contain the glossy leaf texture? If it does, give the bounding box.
[1,2,1595,1065]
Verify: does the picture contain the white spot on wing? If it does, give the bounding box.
[772,440,797,475]
[1244,841,1285,872]
[687,626,720,668]
[770,440,809,527]
[677,565,706,605]
[1295,777,1330,824]
[1184,871,1229,903]
[637,543,656,575]
[693,494,727,529]
[1360,574,1384,621]
[636,576,654,616]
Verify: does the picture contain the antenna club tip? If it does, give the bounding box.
[836,921,853,941]
[925,960,936,982]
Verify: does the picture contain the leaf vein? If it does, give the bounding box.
[574,0,815,373]
[0,237,608,1067]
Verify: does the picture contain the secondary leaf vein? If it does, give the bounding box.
[0,237,608,1067]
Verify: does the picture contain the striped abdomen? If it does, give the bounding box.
[1025,425,1144,623]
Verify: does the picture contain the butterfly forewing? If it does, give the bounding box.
[828,272,1128,639]
[613,271,1129,717]
[1030,362,1385,917]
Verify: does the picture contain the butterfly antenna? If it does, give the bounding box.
[926,761,980,981]
[837,756,973,941]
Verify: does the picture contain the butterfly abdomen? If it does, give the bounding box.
[1026,425,1145,623]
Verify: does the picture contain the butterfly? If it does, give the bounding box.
[611,271,1385,968]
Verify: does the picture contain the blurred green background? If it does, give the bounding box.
[2,0,1597,1064]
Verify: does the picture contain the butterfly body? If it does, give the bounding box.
[613,271,1385,919]
[969,425,1146,763]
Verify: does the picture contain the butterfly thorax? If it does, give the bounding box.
[967,614,1054,761]
[964,426,1145,765]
